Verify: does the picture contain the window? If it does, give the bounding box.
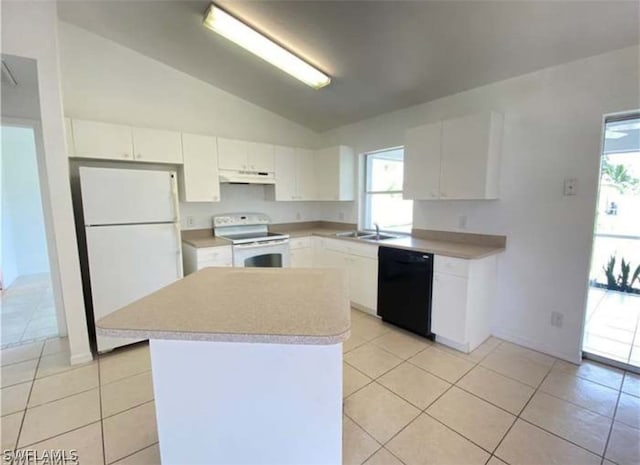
[363,148,413,233]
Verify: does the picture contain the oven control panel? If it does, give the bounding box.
[213,213,270,227]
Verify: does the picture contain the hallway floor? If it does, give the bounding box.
[584,287,640,369]
[0,273,58,349]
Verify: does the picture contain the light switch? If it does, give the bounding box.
[563,178,577,196]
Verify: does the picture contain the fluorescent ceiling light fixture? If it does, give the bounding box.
[203,4,331,89]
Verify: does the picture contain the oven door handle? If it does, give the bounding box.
[234,240,290,249]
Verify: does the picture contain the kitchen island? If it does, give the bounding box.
[97,267,350,465]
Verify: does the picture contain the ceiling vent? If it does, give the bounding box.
[1,60,18,87]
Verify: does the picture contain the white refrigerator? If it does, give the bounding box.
[80,167,183,352]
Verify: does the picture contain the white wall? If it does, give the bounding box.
[57,22,348,228]
[58,22,320,149]
[1,126,50,286]
[320,46,640,362]
[1,1,92,362]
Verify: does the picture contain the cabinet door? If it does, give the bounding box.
[349,255,378,313]
[274,145,297,201]
[132,127,183,164]
[247,142,275,172]
[295,148,316,200]
[217,138,248,171]
[440,113,501,199]
[72,119,133,160]
[290,247,313,268]
[180,133,220,202]
[314,147,339,201]
[431,272,468,344]
[404,121,442,199]
[64,117,74,157]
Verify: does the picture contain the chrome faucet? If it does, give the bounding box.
[374,222,380,240]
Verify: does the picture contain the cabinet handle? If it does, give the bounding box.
[136,153,142,159]
[212,195,218,201]
[123,153,130,158]
[441,192,447,197]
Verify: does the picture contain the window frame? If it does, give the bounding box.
[361,147,411,233]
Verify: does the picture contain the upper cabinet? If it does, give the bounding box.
[217,138,275,172]
[271,145,355,202]
[295,148,316,201]
[132,127,183,164]
[247,142,275,172]
[70,119,182,164]
[403,112,503,200]
[404,121,441,200]
[179,133,220,203]
[71,119,134,161]
[271,146,316,201]
[315,146,355,201]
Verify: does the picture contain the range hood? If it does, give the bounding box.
[219,169,276,184]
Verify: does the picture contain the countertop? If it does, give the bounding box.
[96,267,351,345]
[182,224,505,259]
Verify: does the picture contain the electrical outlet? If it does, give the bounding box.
[187,216,195,227]
[550,311,564,328]
[458,215,468,230]
[563,178,577,196]
[296,212,301,221]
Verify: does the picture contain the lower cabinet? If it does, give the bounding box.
[182,244,232,274]
[314,238,378,315]
[289,237,314,268]
[431,255,497,352]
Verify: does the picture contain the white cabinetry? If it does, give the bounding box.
[315,238,378,315]
[289,237,314,268]
[179,134,220,203]
[71,119,134,160]
[132,127,183,164]
[182,244,232,275]
[315,146,355,201]
[404,112,502,200]
[431,254,496,352]
[218,138,275,172]
[272,146,316,201]
[404,121,441,200]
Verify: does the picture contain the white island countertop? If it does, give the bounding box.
[96,267,351,345]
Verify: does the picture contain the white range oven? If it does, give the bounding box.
[213,213,290,268]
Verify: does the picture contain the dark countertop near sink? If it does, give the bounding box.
[182,221,506,260]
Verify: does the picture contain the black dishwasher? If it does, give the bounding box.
[377,246,434,339]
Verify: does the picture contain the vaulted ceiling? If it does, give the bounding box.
[57,1,640,132]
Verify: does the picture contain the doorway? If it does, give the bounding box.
[583,113,640,370]
[1,55,59,348]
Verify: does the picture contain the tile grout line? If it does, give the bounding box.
[98,355,107,465]
[371,340,504,461]
[105,442,159,465]
[14,342,46,451]
[599,379,625,465]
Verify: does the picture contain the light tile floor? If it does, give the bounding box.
[1,273,58,349]
[584,287,640,368]
[1,309,639,465]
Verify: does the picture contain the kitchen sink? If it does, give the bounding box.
[334,231,398,241]
[364,233,398,241]
[335,231,376,239]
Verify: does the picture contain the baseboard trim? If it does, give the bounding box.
[491,328,581,364]
[70,351,94,365]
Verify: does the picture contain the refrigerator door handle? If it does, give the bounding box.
[169,171,180,223]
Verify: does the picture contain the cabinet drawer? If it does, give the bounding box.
[289,237,312,249]
[323,238,378,259]
[198,259,232,268]
[196,246,232,262]
[434,255,469,278]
